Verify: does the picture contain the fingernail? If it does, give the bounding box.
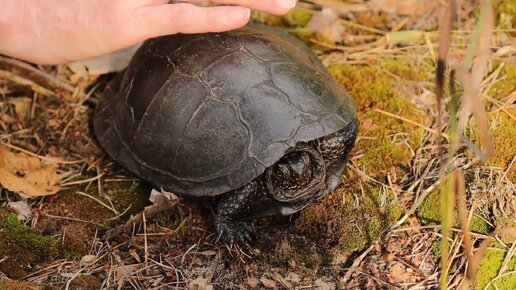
[233,7,251,21]
[276,0,297,10]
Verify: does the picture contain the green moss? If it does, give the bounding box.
[431,241,442,257]
[282,7,314,27]
[417,190,441,223]
[360,140,412,172]
[0,212,55,255]
[251,6,314,28]
[0,210,57,278]
[476,241,516,290]
[328,60,429,176]
[488,63,516,99]
[105,181,151,216]
[490,113,516,181]
[470,216,493,235]
[497,0,516,30]
[417,191,493,235]
[297,180,403,259]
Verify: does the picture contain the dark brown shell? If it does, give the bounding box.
[94,25,356,197]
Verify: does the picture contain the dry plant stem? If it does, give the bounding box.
[61,174,103,187]
[498,242,516,278]
[1,141,84,164]
[75,191,118,215]
[0,56,77,95]
[434,0,457,288]
[454,170,475,284]
[105,194,179,240]
[484,271,516,290]
[454,0,494,159]
[341,243,375,284]
[373,108,450,139]
[0,70,54,96]
[143,212,149,275]
[205,250,222,283]
[303,0,369,13]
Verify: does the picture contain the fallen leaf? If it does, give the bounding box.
[0,145,60,197]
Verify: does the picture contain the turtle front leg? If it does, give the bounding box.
[215,181,262,245]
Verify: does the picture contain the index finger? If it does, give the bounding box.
[182,0,297,16]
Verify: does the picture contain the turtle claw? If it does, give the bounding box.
[215,218,255,246]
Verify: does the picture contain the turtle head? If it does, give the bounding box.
[265,145,326,203]
[271,151,313,189]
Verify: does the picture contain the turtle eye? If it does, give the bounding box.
[275,163,290,179]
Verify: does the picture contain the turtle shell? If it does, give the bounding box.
[94,24,356,197]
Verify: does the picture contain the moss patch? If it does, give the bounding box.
[489,113,516,181]
[105,180,151,216]
[328,60,428,176]
[0,209,57,278]
[497,0,516,31]
[281,6,314,27]
[294,172,403,263]
[488,63,516,99]
[476,241,516,290]
[417,190,493,235]
[252,6,314,28]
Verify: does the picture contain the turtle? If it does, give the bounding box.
[94,24,359,244]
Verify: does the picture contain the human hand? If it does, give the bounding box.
[0,0,297,64]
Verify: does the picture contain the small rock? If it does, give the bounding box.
[260,277,277,289]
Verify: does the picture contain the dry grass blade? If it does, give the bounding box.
[302,0,369,13]
[454,169,475,288]
[373,108,450,139]
[454,0,494,160]
[0,70,54,97]
[0,56,77,95]
[435,0,456,118]
[1,141,85,164]
[441,169,457,290]
[435,2,458,288]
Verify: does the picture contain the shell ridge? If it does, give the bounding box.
[130,72,184,145]
[241,49,317,117]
